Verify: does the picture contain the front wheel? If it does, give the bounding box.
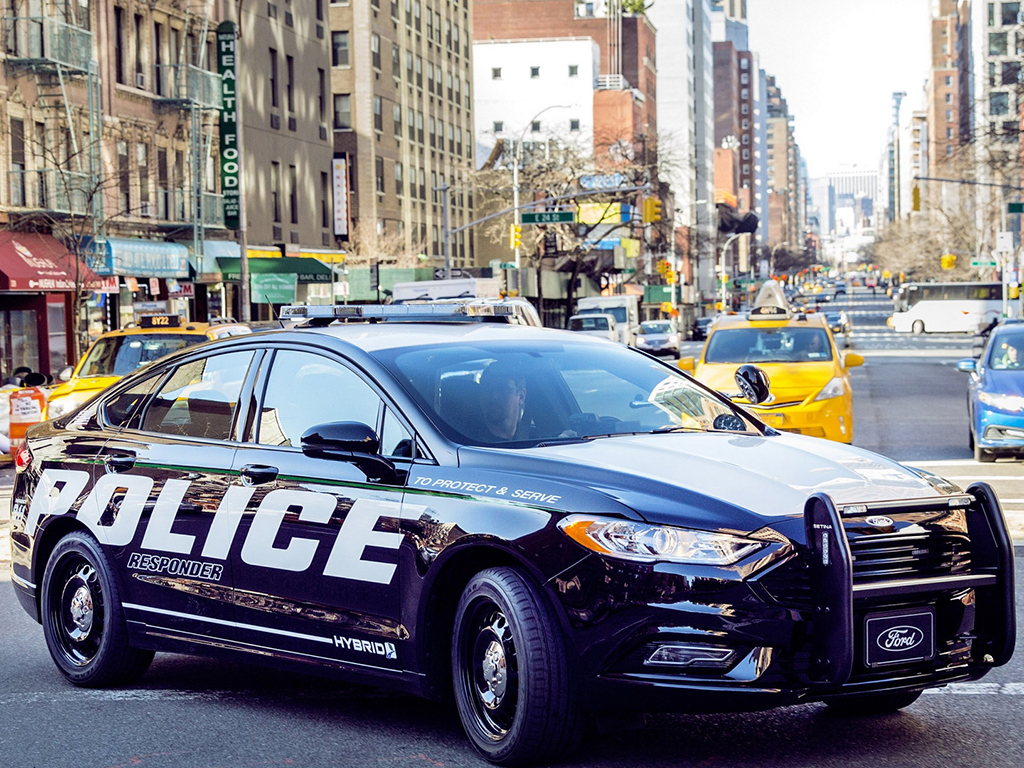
[912,320,925,335]
[41,531,153,687]
[452,567,582,765]
[825,689,922,715]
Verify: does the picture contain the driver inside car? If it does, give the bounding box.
[476,361,530,442]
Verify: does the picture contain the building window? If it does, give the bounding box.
[333,93,351,129]
[289,165,298,224]
[371,33,381,69]
[1003,2,1019,25]
[394,103,402,136]
[117,140,130,213]
[570,119,580,132]
[531,120,540,132]
[429,117,436,147]
[493,120,503,133]
[417,112,424,143]
[392,43,400,77]
[114,7,126,84]
[990,91,1010,115]
[947,127,954,139]
[945,75,952,86]
[286,55,294,112]
[742,164,750,175]
[742,148,750,159]
[269,48,279,108]
[530,66,540,78]
[945,92,953,103]
[569,64,578,77]
[989,2,995,26]
[271,162,281,222]
[947,145,954,156]
[741,119,749,129]
[492,67,501,80]
[989,32,1008,55]
[332,31,350,66]
[446,71,453,100]
[321,171,330,228]
[740,88,749,100]
[742,133,749,144]
[373,96,383,130]
[1003,60,1021,84]
[375,157,385,194]
[395,162,403,196]
[416,55,422,87]
[137,143,150,209]
[740,72,748,84]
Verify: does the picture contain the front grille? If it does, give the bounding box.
[849,532,971,583]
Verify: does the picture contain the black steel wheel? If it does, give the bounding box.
[452,567,582,765]
[41,531,153,687]
[825,689,922,715]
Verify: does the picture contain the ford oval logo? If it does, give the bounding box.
[865,515,894,527]
[876,626,924,653]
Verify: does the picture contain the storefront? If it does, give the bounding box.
[186,240,240,321]
[0,232,99,379]
[86,238,190,331]
[216,254,334,320]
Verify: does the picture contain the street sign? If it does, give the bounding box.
[499,262,516,269]
[971,260,999,268]
[1008,202,1024,214]
[521,211,575,224]
[997,231,1014,253]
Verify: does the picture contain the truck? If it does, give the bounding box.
[391,277,501,303]
[575,294,640,345]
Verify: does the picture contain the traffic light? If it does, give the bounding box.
[509,223,522,249]
[940,253,957,270]
[912,186,921,212]
[657,259,669,275]
[666,270,677,283]
[642,197,663,223]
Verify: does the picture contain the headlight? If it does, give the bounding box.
[47,393,87,419]
[814,376,846,401]
[979,391,1024,412]
[558,515,764,565]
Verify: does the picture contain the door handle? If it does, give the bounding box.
[104,453,136,473]
[240,464,279,485]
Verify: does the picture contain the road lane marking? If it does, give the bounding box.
[923,682,1024,695]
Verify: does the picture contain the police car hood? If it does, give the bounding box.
[458,431,957,533]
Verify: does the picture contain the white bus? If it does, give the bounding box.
[890,281,1002,334]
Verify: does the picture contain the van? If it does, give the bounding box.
[575,295,640,345]
[568,313,619,342]
[391,278,501,303]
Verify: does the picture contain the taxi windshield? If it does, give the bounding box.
[79,334,201,377]
[374,341,758,447]
[704,327,833,364]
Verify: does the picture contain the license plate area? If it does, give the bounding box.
[864,608,935,668]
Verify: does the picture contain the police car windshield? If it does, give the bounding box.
[79,334,200,377]
[704,327,833,364]
[374,341,756,447]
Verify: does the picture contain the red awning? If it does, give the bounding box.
[0,232,101,292]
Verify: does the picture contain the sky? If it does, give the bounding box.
[746,0,932,178]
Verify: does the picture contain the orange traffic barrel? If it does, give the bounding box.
[9,386,47,457]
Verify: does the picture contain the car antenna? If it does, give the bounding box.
[265,295,279,320]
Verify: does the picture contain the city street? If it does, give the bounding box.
[2,287,1024,767]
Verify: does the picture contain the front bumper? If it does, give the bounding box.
[750,395,852,442]
[560,487,1014,713]
[976,404,1024,454]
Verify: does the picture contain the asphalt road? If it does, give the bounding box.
[3,287,1024,767]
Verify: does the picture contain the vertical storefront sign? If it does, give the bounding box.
[333,157,349,238]
[217,21,241,230]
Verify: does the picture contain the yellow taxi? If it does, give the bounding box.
[679,304,863,443]
[46,315,251,419]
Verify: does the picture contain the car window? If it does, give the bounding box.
[381,406,418,458]
[704,327,833,363]
[102,375,163,429]
[140,351,255,440]
[79,334,203,377]
[374,341,755,447]
[256,350,383,447]
[988,333,1024,370]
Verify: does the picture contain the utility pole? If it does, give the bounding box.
[441,182,452,279]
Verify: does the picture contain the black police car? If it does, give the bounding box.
[9,304,1015,765]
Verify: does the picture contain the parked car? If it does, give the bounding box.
[958,320,1024,462]
[636,320,680,356]
[824,310,852,347]
[691,316,714,340]
[568,313,618,341]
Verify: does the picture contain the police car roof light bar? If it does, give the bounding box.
[280,303,515,324]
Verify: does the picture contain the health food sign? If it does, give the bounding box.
[217,21,241,230]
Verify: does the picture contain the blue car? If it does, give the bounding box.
[958,322,1024,462]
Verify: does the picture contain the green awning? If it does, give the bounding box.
[216,256,332,283]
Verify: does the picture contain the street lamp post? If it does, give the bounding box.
[719,233,740,311]
[512,105,571,272]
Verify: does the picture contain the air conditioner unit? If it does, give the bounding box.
[140,201,153,218]
[135,72,146,89]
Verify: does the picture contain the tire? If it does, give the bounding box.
[452,567,582,765]
[912,320,925,335]
[825,689,922,715]
[968,426,974,451]
[41,531,154,687]
[975,442,996,463]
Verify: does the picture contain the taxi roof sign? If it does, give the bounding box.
[747,305,790,320]
[137,314,182,328]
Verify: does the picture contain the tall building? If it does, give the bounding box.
[330,0,477,269]
[765,75,802,246]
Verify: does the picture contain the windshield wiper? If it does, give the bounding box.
[651,425,708,434]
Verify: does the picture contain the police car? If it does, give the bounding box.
[8,304,1015,765]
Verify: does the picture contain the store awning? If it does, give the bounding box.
[190,241,240,280]
[0,232,101,292]
[216,256,333,283]
[87,237,190,278]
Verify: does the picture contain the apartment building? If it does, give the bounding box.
[330,0,476,268]
[765,75,802,247]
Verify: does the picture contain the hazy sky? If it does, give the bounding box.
[746,0,932,178]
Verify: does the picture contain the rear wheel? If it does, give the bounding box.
[452,567,582,765]
[912,320,925,335]
[825,690,922,715]
[41,531,153,687]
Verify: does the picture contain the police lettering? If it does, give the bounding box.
[29,469,406,585]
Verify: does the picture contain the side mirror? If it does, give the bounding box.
[58,366,74,382]
[956,358,977,373]
[300,421,396,483]
[735,364,771,405]
[677,356,696,372]
[844,352,864,368]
